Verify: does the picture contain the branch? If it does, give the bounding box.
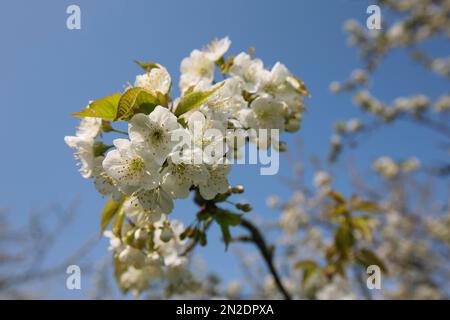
[180,218,213,257]
[403,115,450,139]
[188,188,292,299]
[238,218,292,300]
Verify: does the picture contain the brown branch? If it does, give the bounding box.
[180,218,213,256]
[189,188,292,299]
[239,218,292,300]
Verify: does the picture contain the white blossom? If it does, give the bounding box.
[134,65,171,95]
[373,156,399,178]
[64,117,102,179]
[239,97,285,131]
[64,135,97,179]
[161,160,209,199]
[102,138,160,195]
[204,36,231,62]
[198,164,231,200]
[180,50,215,93]
[129,106,184,166]
[313,171,332,189]
[130,186,174,214]
[229,52,266,93]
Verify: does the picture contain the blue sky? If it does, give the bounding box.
[0,0,448,298]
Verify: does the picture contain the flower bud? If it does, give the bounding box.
[118,245,145,268]
[231,185,244,194]
[285,118,301,132]
[101,120,113,132]
[236,203,252,212]
[160,225,174,242]
[274,141,287,152]
[134,228,149,241]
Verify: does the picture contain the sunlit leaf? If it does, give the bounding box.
[294,260,319,287]
[72,93,121,120]
[334,224,355,256]
[174,83,224,117]
[351,216,373,241]
[112,201,125,237]
[328,191,346,205]
[350,197,382,213]
[113,256,128,294]
[115,87,159,121]
[100,197,124,234]
[134,60,159,72]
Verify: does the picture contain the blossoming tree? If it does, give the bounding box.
[66,37,308,298]
[66,0,450,299]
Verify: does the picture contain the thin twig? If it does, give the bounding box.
[403,115,450,139]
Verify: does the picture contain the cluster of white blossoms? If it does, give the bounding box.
[372,156,420,179]
[334,118,364,135]
[351,91,450,120]
[65,37,308,295]
[328,88,449,163]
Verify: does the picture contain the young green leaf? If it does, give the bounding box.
[113,256,129,294]
[214,210,242,250]
[72,93,121,120]
[350,198,382,213]
[174,83,224,117]
[355,249,388,273]
[294,260,319,287]
[294,260,318,270]
[351,216,373,241]
[334,224,355,256]
[115,87,159,121]
[100,197,124,234]
[93,141,113,157]
[133,60,159,72]
[112,201,126,237]
[328,190,346,205]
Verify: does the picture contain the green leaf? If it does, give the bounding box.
[220,211,242,226]
[93,141,113,157]
[331,203,348,217]
[294,260,319,287]
[328,191,346,205]
[199,231,207,246]
[100,197,124,234]
[113,256,128,294]
[174,83,224,117]
[180,226,194,240]
[355,249,388,273]
[351,216,373,241]
[294,260,318,270]
[112,201,126,237]
[72,93,121,120]
[134,60,159,72]
[214,210,242,250]
[334,224,355,256]
[350,197,382,213]
[248,47,255,58]
[115,87,159,121]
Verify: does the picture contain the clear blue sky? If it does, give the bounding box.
[0,0,447,298]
